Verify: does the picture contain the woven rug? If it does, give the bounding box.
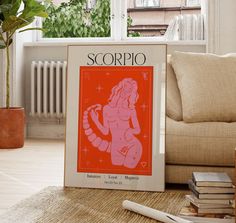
[0,186,188,223]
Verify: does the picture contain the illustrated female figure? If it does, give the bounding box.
[83,78,142,169]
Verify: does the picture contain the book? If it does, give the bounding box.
[179,205,234,219]
[185,195,231,205]
[188,180,235,194]
[189,183,234,200]
[190,203,234,215]
[192,172,232,187]
[189,201,232,209]
[190,189,235,200]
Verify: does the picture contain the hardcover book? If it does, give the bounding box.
[188,180,235,194]
[192,172,232,187]
[190,203,234,215]
[185,195,231,205]
[188,181,234,200]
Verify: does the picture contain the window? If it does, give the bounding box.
[186,0,201,7]
[38,0,204,41]
[42,0,111,38]
[127,0,202,38]
[135,0,160,8]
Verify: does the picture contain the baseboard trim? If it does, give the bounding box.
[27,123,65,139]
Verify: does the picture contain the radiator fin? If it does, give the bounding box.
[30,61,67,118]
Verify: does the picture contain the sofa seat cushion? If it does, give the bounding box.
[170,51,236,123]
[166,117,236,166]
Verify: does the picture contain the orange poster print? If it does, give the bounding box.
[78,66,153,175]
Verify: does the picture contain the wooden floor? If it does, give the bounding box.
[0,139,64,215]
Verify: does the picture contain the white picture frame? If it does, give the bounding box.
[65,43,166,191]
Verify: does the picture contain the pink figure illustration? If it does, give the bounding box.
[83,78,142,169]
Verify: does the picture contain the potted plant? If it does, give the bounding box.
[0,0,47,149]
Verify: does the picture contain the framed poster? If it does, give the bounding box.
[65,44,166,191]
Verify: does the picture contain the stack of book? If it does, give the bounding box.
[187,172,235,216]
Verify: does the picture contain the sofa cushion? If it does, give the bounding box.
[166,117,236,166]
[170,51,236,122]
[166,56,183,121]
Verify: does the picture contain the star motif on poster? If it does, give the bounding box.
[140,103,147,111]
[142,72,148,80]
[143,134,148,139]
[82,147,89,153]
[96,84,103,92]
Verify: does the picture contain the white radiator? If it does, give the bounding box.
[30,61,67,118]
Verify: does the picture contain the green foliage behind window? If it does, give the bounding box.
[43,0,111,38]
[127,16,141,37]
[42,0,140,38]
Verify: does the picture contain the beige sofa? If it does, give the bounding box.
[166,52,236,184]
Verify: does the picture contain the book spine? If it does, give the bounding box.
[190,203,234,214]
[188,180,200,199]
[192,173,197,186]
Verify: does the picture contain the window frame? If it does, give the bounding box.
[37,0,115,42]
[134,0,160,8]
[186,0,201,7]
[35,0,204,43]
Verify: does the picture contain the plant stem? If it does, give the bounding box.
[6,32,10,109]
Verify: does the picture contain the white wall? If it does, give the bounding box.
[0,51,4,107]
[13,30,33,107]
[207,0,236,54]
[218,0,236,54]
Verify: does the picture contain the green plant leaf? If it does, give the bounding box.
[2,15,21,32]
[2,0,22,18]
[2,15,32,32]
[0,3,12,13]
[0,40,6,49]
[21,0,48,19]
[19,27,46,33]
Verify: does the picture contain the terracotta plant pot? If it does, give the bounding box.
[0,107,25,149]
